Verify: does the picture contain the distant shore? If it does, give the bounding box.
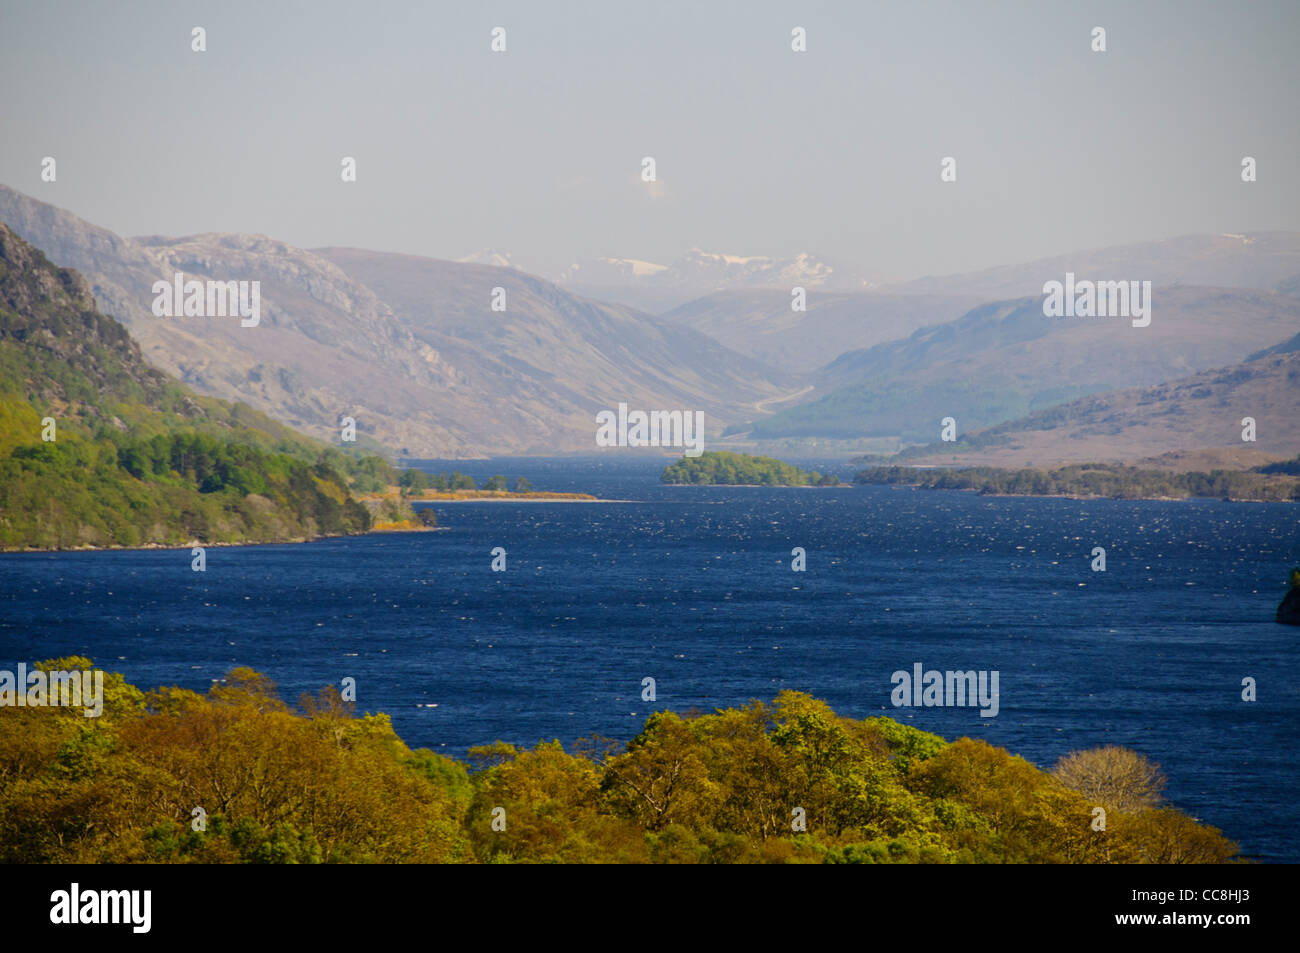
[869,483,1216,502]
[401,489,613,502]
[417,497,632,503]
[662,483,851,489]
[853,463,1300,503]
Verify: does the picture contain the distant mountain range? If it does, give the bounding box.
[535,233,1300,318]
[0,185,790,458]
[747,287,1300,444]
[4,183,1297,465]
[880,232,1300,300]
[553,248,878,314]
[897,348,1300,469]
[660,289,982,373]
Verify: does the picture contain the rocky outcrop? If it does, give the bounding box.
[1278,569,1300,625]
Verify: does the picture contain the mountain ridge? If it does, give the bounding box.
[892,347,1300,469]
[0,184,789,458]
[749,287,1300,443]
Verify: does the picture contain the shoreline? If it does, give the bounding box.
[0,523,442,556]
[403,490,601,502]
[856,482,1295,503]
[8,483,1289,555]
[663,480,1293,502]
[416,497,636,503]
[661,482,852,489]
[398,488,633,503]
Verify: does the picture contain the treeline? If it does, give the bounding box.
[0,223,421,548]
[0,431,374,549]
[398,469,533,494]
[855,463,1300,501]
[1257,453,1300,476]
[0,659,1239,864]
[662,451,841,486]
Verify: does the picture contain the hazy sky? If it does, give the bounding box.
[2,0,1297,282]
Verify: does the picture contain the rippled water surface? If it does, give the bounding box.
[2,457,1297,860]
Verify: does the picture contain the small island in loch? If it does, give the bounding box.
[661,450,844,486]
[658,447,1300,501]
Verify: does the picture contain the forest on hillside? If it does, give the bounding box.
[0,223,418,549]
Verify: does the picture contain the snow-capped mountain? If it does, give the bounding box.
[556,257,668,281]
[555,248,874,313]
[455,248,516,268]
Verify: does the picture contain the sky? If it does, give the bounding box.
[1,0,1298,283]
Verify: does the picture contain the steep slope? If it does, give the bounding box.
[895,348,1300,469]
[1247,330,1300,360]
[0,185,791,457]
[128,231,470,453]
[0,224,398,550]
[752,288,1300,442]
[313,246,793,442]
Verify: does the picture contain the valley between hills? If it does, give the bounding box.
[3,183,1299,515]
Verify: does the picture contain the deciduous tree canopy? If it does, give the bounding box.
[0,662,1239,865]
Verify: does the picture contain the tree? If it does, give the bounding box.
[482,474,508,492]
[600,712,719,832]
[1052,746,1166,812]
[398,469,430,491]
[1116,807,1238,864]
[511,476,533,493]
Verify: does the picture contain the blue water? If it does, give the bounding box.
[2,457,1297,861]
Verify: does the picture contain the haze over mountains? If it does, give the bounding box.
[2,182,1297,465]
[748,287,1300,443]
[312,246,791,450]
[880,232,1300,300]
[0,185,790,458]
[661,290,984,373]
[900,348,1300,470]
[553,248,879,314]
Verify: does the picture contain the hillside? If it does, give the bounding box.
[0,224,415,550]
[11,184,1296,457]
[896,349,1300,469]
[0,185,791,457]
[750,288,1300,442]
[314,246,791,447]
